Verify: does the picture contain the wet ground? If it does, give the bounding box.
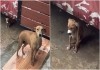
[50,4,99,69]
[0,14,50,69]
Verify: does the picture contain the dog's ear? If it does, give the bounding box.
[42,29,46,33]
[68,18,71,21]
[31,27,36,32]
[34,27,36,31]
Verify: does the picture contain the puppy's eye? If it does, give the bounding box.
[37,29,39,31]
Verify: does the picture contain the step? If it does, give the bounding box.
[2,37,50,69]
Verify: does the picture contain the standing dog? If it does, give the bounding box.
[17,26,46,65]
[67,18,83,53]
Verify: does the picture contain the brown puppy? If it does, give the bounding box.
[5,17,15,28]
[67,18,83,53]
[17,26,46,65]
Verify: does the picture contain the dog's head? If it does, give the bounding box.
[34,26,46,37]
[67,18,78,35]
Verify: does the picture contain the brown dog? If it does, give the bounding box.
[67,18,83,53]
[17,26,46,65]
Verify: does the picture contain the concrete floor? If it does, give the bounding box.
[0,14,50,69]
[50,4,99,69]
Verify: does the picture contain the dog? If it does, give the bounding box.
[5,17,15,28]
[17,26,46,65]
[67,18,83,53]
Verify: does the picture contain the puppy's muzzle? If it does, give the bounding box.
[6,22,9,24]
[67,30,72,35]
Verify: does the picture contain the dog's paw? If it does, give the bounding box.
[31,62,35,66]
[66,45,71,50]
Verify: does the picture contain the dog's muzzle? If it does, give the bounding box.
[67,30,72,35]
[39,34,42,37]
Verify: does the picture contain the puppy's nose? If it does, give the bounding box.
[67,30,72,33]
[68,33,71,35]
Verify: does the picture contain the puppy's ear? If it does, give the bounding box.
[42,29,46,33]
[75,22,78,27]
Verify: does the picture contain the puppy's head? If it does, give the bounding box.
[34,26,46,37]
[67,18,78,35]
[5,18,9,23]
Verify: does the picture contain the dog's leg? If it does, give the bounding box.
[30,43,36,66]
[74,39,80,53]
[17,40,22,58]
[67,35,72,50]
[34,48,39,60]
[17,45,20,58]
[37,40,42,55]
[31,48,37,66]
[34,49,37,61]
[22,43,27,55]
[31,48,34,66]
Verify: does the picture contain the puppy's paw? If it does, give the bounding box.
[6,25,10,28]
[73,50,77,53]
[73,46,75,49]
[73,49,78,53]
[66,45,71,50]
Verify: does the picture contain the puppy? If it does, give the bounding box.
[67,18,83,53]
[17,26,46,65]
[5,17,15,28]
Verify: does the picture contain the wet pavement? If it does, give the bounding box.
[50,4,99,69]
